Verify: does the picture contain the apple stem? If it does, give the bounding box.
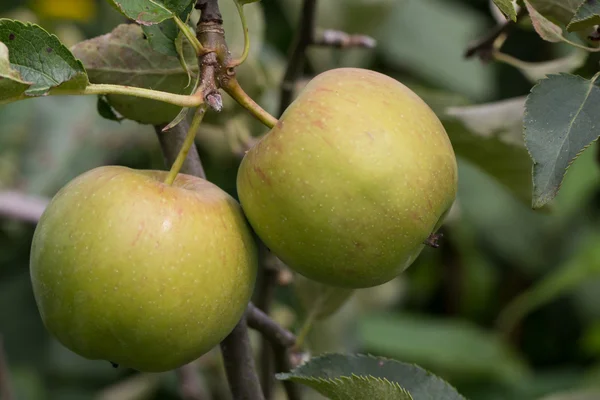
[163,105,208,186]
[222,77,278,129]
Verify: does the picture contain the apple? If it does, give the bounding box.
[237,68,457,288]
[30,166,258,372]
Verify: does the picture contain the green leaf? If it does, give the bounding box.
[375,0,495,100]
[526,0,582,25]
[141,1,194,56]
[277,354,465,400]
[0,42,30,104]
[0,19,88,96]
[497,231,600,335]
[442,97,534,206]
[106,0,194,25]
[524,0,566,42]
[495,49,588,83]
[524,73,600,209]
[567,0,600,32]
[493,0,519,21]
[524,0,600,50]
[142,19,179,56]
[357,313,529,384]
[71,23,197,125]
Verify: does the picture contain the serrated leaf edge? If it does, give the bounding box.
[276,353,465,399]
[566,0,600,32]
[523,72,600,209]
[287,374,414,399]
[0,18,88,95]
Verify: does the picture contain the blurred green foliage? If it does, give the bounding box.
[1,0,600,399]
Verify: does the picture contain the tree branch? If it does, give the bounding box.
[464,8,526,61]
[313,29,376,49]
[247,303,296,348]
[177,362,211,400]
[156,119,206,179]
[278,0,319,116]
[0,191,49,223]
[0,336,15,400]
[220,312,264,400]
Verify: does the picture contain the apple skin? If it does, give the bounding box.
[30,166,257,372]
[237,68,457,288]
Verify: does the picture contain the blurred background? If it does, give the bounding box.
[2,0,600,399]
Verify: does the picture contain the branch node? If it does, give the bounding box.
[206,92,223,112]
[424,232,444,248]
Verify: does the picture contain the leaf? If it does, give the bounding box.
[568,0,600,32]
[106,0,194,25]
[524,73,600,209]
[497,231,600,335]
[141,1,194,56]
[495,49,588,83]
[524,0,565,42]
[0,42,30,104]
[277,353,465,400]
[375,0,495,100]
[524,1,600,50]
[142,19,179,56]
[357,313,529,384]
[442,97,534,206]
[526,0,582,25]
[493,0,519,21]
[0,19,88,96]
[71,23,197,125]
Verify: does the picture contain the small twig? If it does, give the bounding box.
[0,191,49,223]
[278,0,319,116]
[464,8,526,61]
[313,29,376,49]
[177,362,211,400]
[247,303,296,349]
[220,312,265,400]
[0,336,15,400]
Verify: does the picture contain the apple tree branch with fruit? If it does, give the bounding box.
[3,0,600,399]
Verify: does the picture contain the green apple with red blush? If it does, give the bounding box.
[237,67,458,289]
[30,166,258,372]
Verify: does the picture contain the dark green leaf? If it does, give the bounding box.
[0,41,30,104]
[141,19,179,56]
[493,0,519,21]
[524,73,600,208]
[71,23,197,125]
[0,19,88,96]
[567,0,600,32]
[96,96,123,122]
[106,0,194,25]
[277,353,465,400]
[141,1,194,56]
[357,313,529,384]
[442,98,533,206]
